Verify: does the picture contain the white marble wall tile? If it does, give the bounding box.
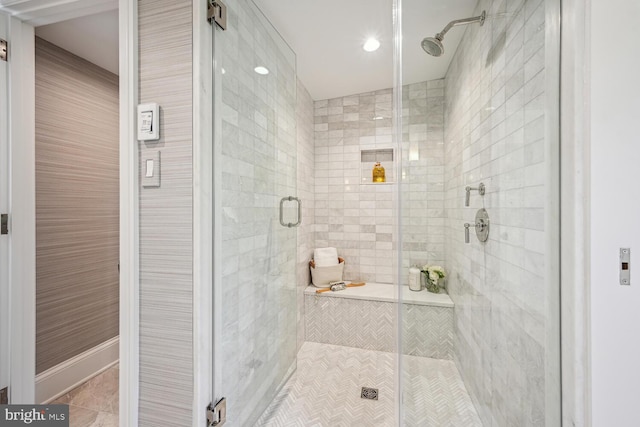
[314,82,445,285]
[442,0,557,425]
[296,80,315,351]
[400,79,446,285]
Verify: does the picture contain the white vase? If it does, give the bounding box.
[408,267,422,291]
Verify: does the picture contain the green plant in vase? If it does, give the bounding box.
[421,265,446,293]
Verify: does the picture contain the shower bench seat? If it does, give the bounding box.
[304,282,454,360]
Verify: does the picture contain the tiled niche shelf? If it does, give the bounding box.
[360,148,395,185]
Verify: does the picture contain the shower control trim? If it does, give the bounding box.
[465,183,485,206]
[464,208,490,244]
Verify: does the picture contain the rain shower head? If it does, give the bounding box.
[421,36,444,57]
[421,10,486,57]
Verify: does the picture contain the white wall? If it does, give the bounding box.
[590,1,640,425]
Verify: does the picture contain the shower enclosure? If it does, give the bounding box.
[211,0,561,425]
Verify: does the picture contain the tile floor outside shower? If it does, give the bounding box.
[52,364,118,427]
[257,342,482,427]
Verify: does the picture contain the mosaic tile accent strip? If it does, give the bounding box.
[305,295,454,359]
[402,304,454,359]
[305,295,395,352]
[401,354,483,427]
[256,342,481,427]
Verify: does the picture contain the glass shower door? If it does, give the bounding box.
[212,1,299,425]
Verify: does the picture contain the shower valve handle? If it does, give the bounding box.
[464,220,488,244]
[465,183,486,206]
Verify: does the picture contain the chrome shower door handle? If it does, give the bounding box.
[279,196,302,228]
[292,197,302,228]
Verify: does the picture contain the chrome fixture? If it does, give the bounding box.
[620,248,631,286]
[465,182,485,207]
[207,0,228,30]
[279,196,302,228]
[464,208,490,243]
[421,11,486,57]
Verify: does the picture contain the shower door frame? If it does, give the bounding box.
[0,11,10,403]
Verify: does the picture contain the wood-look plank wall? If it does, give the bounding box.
[35,37,119,374]
[137,0,194,425]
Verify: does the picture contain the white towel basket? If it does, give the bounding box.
[310,257,345,288]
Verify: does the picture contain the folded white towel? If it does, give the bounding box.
[314,247,339,267]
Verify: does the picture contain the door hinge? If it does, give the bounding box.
[206,398,226,426]
[1,39,7,62]
[0,387,8,404]
[1,214,8,235]
[207,0,227,30]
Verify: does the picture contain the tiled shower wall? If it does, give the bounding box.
[400,80,446,284]
[443,0,559,424]
[314,84,444,284]
[314,89,394,283]
[296,79,315,350]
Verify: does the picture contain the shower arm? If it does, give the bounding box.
[436,11,486,40]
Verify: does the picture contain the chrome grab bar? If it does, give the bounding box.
[279,196,301,228]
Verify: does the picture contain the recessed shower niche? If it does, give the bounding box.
[360,148,395,184]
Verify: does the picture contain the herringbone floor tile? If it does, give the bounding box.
[256,342,481,427]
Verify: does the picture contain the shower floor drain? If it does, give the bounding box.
[361,387,379,400]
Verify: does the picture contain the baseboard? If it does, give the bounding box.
[36,336,119,404]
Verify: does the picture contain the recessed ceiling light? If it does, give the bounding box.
[254,66,269,75]
[363,38,381,52]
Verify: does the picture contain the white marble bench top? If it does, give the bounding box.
[305,282,454,308]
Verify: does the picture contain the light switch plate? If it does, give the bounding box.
[142,151,161,188]
[137,103,160,141]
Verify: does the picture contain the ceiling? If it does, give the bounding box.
[35,9,119,75]
[254,0,478,100]
[14,0,478,98]
[0,0,117,27]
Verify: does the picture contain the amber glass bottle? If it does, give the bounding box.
[372,162,386,183]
